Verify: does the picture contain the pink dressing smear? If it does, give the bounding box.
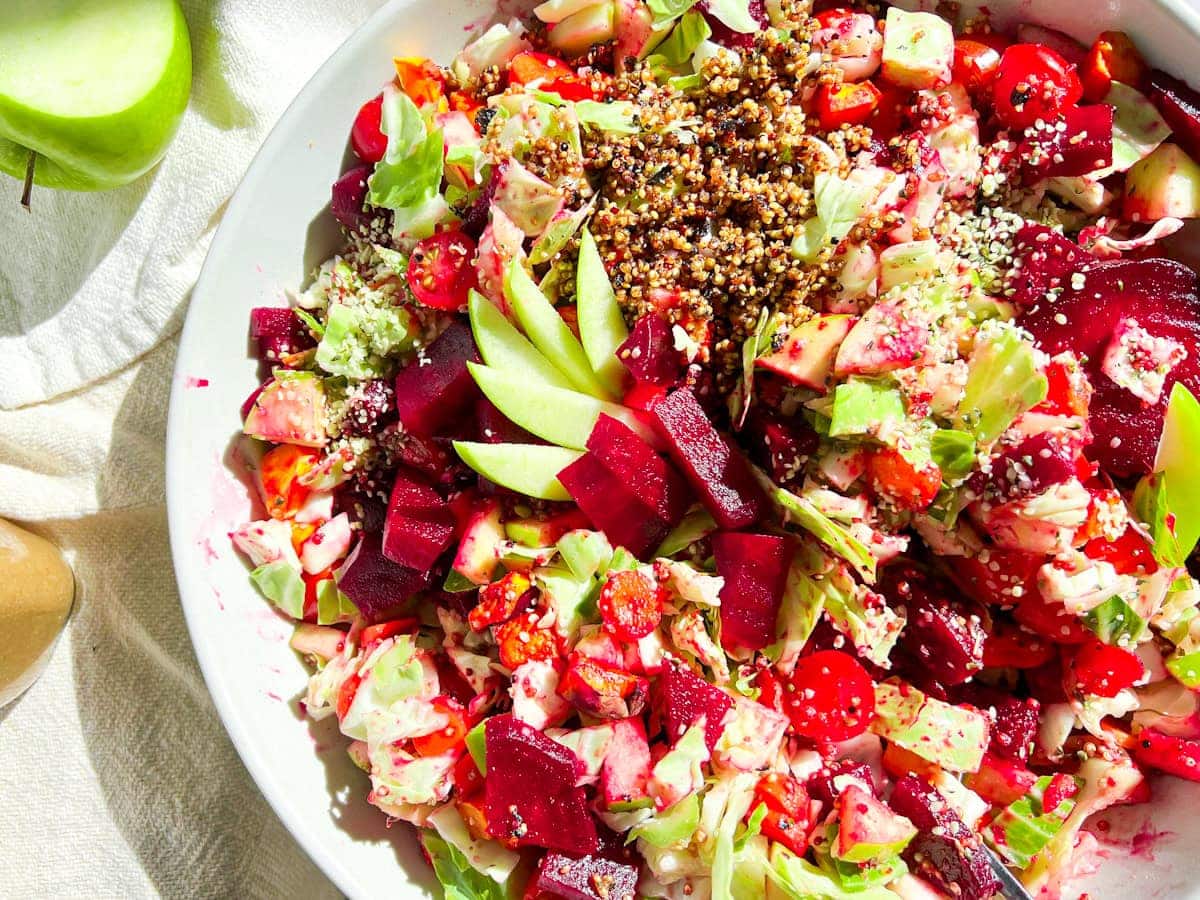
[184,376,210,388]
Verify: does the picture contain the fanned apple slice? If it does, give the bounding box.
[468,290,575,390]
[468,363,659,450]
[504,260,615,400]
[576,229,629,397]
[452,441,582,501]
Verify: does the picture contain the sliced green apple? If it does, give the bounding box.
[468,362,658,450]
[1124,142,1200,222]
[504,260,615,399]
[0,0,192,191]
[576,228,629,397]
[468,290,575,390]
[452,441,582,501]
[1153,382,1200,558]
[757,314,856,392]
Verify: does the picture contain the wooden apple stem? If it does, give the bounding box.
[20,150,35,211]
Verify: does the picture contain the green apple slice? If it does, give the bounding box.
[576,228,629,397]
[452,441,581,501]
[468,290,575,390]
[0,0,192,191]
[1154,382,1200,558]
[468,362,658,450]
[504,260,615,400]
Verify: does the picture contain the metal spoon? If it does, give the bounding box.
[985,846,1035,900]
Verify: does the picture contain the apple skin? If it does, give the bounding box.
[0,0,192,192]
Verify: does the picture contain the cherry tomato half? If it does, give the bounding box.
[1081,31,1147,102]
[598,569,664,641]
[816,80,882,129]
[508,51,595,101]
[406,230,478,311]
[351,93,388,164]
[751,773,818,855]
[866,446,941,512]
[1069,639,1145,698]
[782,650,875,742]
[991,44,1083,131]
[953,34,1008,95]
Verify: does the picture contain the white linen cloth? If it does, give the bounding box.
[0,0,388,895]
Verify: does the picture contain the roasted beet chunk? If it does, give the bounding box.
[535,852,639,900]
[484,715,599,855]
[617,314,685,389]
[888,776,1000,900]
[341,379,395,436]
[970,431,1082,503]
[381,468,456,571]
[557,452,671,558]
[1147,69,1200,163]
[711,532,791,652]
[881,563,986,688]
[1019,103,1113,180]
[393,320,481,437]
[743,409,820,489]
[336,531,431,622]
[647,388,767,529]
[1018,252,1200,475]
[1008,224,1093,312]
[806,759,876,806]
[249,307,316,364]
[330,164,372,231]
[657,659,733,751]
[586,414,692,528]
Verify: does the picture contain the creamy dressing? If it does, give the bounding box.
[0,519,73,706]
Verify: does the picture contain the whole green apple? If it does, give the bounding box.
[0,0,192,196]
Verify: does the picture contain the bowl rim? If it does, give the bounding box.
[166,1,1200,897]
[165,1,423,895]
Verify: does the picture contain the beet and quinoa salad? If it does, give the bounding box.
[232,2,1200,896]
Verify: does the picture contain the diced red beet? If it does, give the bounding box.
[341,379,396,437]
[249,307,316,364]
[881,563,986,688]
[647,389,767,529]
[969,431,1083,503]
[1020,103,1113,180]
[330,164,373,231]
[992,697,1041,762]
[743,408,820,488]
[888,775,1000,900]
[1147,69,1200,164]
[393,321,481,437]
[711,532,791,652]
[1019,255,1200,474]
[617,314,686,390]
[657,659,733,751]
[336,531,432,622]
[382,468,456,571]
[586,414,692,528]
[484,715,599,855]
[459,165,499,241]
[806,759,876,806]
[1009,224,1093,311]
[476,396,540,444]
[535,852,639,900]
[335,487,388,533]
[1014,24,1087,66]
[557,453,671,558]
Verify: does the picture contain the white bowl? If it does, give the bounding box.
[167,1,1200,897]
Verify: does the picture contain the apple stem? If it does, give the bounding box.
[20,150,35,211]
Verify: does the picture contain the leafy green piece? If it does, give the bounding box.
[316,301,417,379]
[466,721,487,774]
[768,846,897,899]
[791,169,885,263]
[1152,382,1200,560]
[557,529,613,580]
[316,579,357,624]
[703,0,758,33]
[985,775,1079,869]
[774,487,876,582]
[1133,473,1185,568]
[421,831,508,900]
[648,0,699,24]
[712,773,760,900]
[1167,649,1200,688]
[368,90,445,213]
[575,100,640,134]
[647,10,711,67]
[819,564,903,669]
[655,506,719,557]
[534,565,599,640]
[828,379,906,439]
[764,551,826,668]
[632,793,702,848]
[1082,595,1147,646]
[250,561,305,619]
[956,321,1047,445]
[870,681,989,773]
[930,429,977,483]
[373,636,424,703]
[730,307,777,427]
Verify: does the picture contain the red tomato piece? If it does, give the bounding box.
[983,622,1056,669]
[867,83,910,140]
[259,444,319,520]
[469,571,535,631]
[953,36,1007,95]
[755,665,784,713]
[361,617,420,650]
[406,230,478,311]
[751,773,818,856]
[1133,728,1200,782]
[950,549,1043,606]
[1080,31,1147,102]
[351,93,388,164]
[598,569,664,641]
[816,80,882,129]
[508,51,595,101]
[782,650,876,742]
[453,752,484,796]
[1069,639,1145,698]
[866,446,941,512]
[412,696,470,756]
[336,670,362,721]
[991,44,1083,131]
[1042,772,1080,811]
[495,611,562,669]
[1013,592,1090,645]
[1083,526,1158,576]
[1033,357,1092,417]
